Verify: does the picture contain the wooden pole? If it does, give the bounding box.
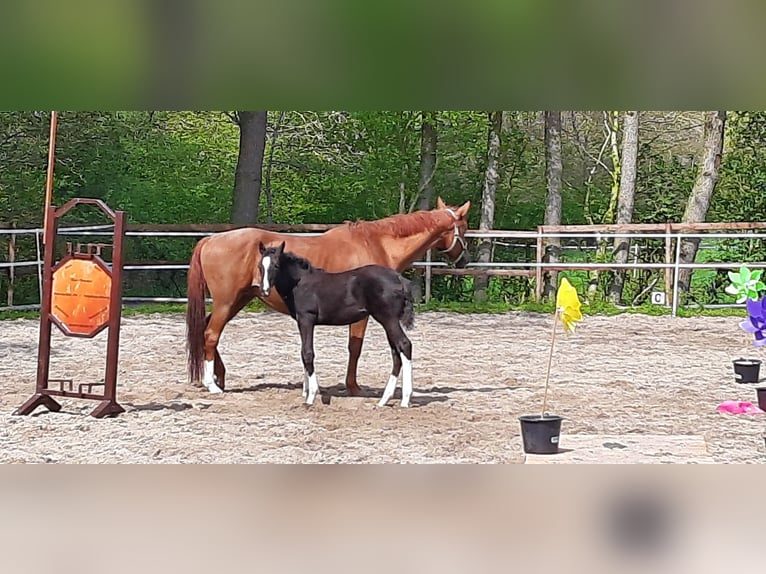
[541,309,559,417]
[42,111,58,247]
[664,222,672,303]
[535,226,543,303]
[424,248,432,303]
[7,225,15,307]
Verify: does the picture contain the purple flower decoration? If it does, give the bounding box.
[740,297,766,346]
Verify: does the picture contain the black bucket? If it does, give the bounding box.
[733,358,761,384]
[756,387,766,412]
[519,414,563,454]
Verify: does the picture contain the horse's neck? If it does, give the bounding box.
[380,224,448,269]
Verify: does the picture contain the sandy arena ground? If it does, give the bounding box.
[1,310,765,463]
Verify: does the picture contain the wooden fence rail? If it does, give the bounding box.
[3,220,766,313]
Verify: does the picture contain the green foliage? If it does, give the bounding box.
[2,110,766,309]
[712,111,766,224]
[634,142,696,223]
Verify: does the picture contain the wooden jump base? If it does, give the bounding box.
[15,198,126,419]
[523,434,716,464]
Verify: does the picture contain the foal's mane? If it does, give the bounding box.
[345,210,446,239]
[273,249,320,273]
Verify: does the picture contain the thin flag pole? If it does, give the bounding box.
[42,111,58,247]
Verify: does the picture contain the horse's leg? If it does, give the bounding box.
[202,302,235,394]
[345,317,369,396]
[203,312,227,390]
[377,343,402,408]
[213,350,226,391]
[211,287,257,390]
[298,317,319,406]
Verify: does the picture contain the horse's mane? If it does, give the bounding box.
[345,210,445,239]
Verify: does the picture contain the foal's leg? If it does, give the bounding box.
[298,318,320,406]
[344,317,369,396]
[377,320,413,408]
[399,334,413,408]
[378,346,402,408]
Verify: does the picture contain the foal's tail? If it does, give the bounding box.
[186,241,208,384]
[399,275,415,330]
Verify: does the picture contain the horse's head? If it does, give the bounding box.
[433,197,471,268]
[258,240,285,297]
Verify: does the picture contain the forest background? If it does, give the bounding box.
[1,111,764,310]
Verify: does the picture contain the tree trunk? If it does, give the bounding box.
[408,111,437,302]
[677,111,727,293]
[587,111,621,299]
[398,111,413,214]
[231,111,267,224]
[473,111,503,304]
[609,110,639,304]
[417,111,437,211]
[542,111,563,301]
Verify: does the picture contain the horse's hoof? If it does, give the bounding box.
[400,401,410,408]
[207,384,224,394]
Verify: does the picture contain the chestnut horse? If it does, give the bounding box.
[186,197,471,394]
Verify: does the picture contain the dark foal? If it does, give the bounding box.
[258,241,415,407]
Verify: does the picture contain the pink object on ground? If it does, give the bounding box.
[716,400,765,414]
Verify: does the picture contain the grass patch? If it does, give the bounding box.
[417,299,748,318]
[0,299,271,321]
[0,309,40,320]
[1,298,747,322]
[121,299,270,317]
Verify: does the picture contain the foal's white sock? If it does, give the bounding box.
[378,374,398,407]
[400,354,412,407]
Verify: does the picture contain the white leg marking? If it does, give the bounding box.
[400,354,412,407]
[377,374,398,407]
[204,359,223,394]
[302,371,309,398]
[305,372,319,405]
[261,256,271,293]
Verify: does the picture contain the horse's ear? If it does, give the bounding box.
[436,196,446,209]
[258,241,266,254]
[278,241,286,254]
[456,200,471,218]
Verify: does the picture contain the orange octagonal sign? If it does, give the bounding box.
[51,257,112,337]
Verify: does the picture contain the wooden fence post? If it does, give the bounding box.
[7,226,15,307]
[664,222,672,303]
[425,248,432,303]
[535,226,543,303]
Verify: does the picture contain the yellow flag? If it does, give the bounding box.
[556,277,582,334]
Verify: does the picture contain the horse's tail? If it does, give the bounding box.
[186,241,208,384]
[399,274,415,330]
